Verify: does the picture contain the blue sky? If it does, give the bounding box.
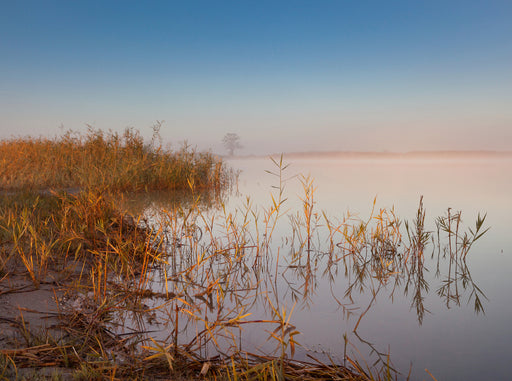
[1,0,511,154]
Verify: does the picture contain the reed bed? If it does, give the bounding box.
[0,125,226,192]
[0,152,488,380]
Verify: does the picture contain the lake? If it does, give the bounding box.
[125,153,512,380]
[221,154,512,380]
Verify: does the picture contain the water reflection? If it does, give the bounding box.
[285,196,488,327]
[119,187,228,216]
[104,156,500,379]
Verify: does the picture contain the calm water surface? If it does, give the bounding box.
[222,155,512,381]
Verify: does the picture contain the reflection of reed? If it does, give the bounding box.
[306,194,489,331]
[135,162,488,378]
[403,196,430,325]
[436,210,489,313]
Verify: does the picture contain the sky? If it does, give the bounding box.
[1,0,511,154]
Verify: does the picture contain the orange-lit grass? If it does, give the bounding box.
[0,126,225,192]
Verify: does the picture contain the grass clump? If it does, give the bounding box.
[0,125,226,192]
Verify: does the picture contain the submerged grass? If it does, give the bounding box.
[0,148,488,380]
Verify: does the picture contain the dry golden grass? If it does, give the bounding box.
[0,126,226,192]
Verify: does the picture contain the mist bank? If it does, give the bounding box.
[231,150,512,160]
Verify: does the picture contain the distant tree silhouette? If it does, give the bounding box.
[222,133,242,156]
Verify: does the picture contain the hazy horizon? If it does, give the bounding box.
[1,1,511,155]
[228,149,512,160]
